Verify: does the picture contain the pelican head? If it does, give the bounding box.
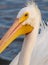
[17,3,41,28]
[0,2,41,53]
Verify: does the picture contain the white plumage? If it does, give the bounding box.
[10,2,48,65]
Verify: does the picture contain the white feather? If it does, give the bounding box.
[10,2,48,65]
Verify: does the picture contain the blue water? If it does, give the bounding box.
[0,0,48,61]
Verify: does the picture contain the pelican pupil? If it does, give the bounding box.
[25,13,28,16]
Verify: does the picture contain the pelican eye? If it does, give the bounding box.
[24,13,29,17]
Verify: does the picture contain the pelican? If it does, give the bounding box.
[0,2,48,65]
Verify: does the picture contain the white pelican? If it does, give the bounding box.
[0,2,48,65]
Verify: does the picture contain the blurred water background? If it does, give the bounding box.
[0,0,48,65]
